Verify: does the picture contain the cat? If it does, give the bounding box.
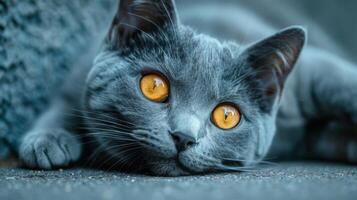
[18,0,357,176]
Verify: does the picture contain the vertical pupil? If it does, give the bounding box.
[152,80,156,90]
[223,107,231,121]
[224,111,229,120]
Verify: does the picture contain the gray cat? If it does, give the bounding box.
[19,0,357,176]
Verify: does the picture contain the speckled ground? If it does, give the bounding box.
[1,162,356,200]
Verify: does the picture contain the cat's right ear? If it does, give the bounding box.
[107,0,178,48]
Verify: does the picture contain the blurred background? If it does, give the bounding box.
[178,0,357,63]
[274,0,357,61]
[0,0,357,159]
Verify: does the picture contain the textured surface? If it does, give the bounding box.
[0,0,116,157]
[0,162,357,200]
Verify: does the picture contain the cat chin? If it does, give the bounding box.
[148,159,192,177]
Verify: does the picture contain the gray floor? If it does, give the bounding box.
[1,162,356,200]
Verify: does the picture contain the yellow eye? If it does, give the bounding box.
[211,103,241,130]
[140,73,169,102]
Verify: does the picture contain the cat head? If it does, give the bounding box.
[83,0,306,176]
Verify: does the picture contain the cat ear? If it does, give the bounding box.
[242,27,306,110]
[244,27,306,88]
[107,0,178,48]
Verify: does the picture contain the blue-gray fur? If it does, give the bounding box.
[82,0,303,175]
[85,28,272,175]
[18,0,357,176]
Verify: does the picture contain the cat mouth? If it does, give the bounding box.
[146,152,197,176]
[174,156,196,174]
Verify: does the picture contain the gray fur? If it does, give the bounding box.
[18,0,357,176]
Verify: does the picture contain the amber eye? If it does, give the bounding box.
[140,73,169,102]
[211,103,241,130]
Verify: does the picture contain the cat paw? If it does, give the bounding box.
[19,129,81,169]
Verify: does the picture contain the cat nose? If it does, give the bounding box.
[170,131,197,152]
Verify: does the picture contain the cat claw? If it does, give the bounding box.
[19,129,81,169]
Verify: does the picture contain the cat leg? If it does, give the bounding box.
[306,122,357,163]
[299,49,357,162]
[299,49,357,123]
[19,100,81,169]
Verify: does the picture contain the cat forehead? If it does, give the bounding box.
[161,31,238,80]
[93,28,245,99]
[183,31,235,63]
[175,32,244,88]
[145,34,246,102]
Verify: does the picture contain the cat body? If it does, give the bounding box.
[19,0,357,176]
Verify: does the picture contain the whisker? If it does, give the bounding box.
[219,165,260,173]
[83,127,135,137]
[119,22,171,58]
[221,157,278,166]
[64,112,135,128]
[78,123,132,133]
[88,142,138,168]
[159,0,179,42]
[69,108,137,126]
[127,12,171,44]
[107,146,143,172]
[101,144,143,171]
[86,132,137,142]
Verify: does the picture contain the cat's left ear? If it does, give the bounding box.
[243,26,306,87]
[240,26,306,112]
[241,27,305,100]
[107,0,178,48]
